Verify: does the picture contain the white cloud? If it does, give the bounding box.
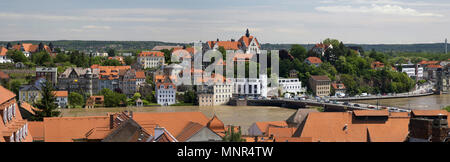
[82,25,111,30]
[316,4,444,17]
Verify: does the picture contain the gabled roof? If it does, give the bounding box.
[135,71,146,79]
[238,35,260,48]
[0,47,8,56]
[286,109,318,126]
[254,121,288,133]
[53,91,68,97]
[267,127,296,138]
[176,122,205,142]
[411,110,448,117]
[207,41,241,50]
[19,101,40,115]
[207,115,225,133]
[0,85,16,104]
[305,57,322,64]
[42,116,110,142]
[310,75,330,81]
[138,51,164,57]
[331,83,346,90]
[353,110,389,117]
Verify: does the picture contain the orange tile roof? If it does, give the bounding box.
[92,65,131,80]
[353,110,389,117]
[135,71,146,79]
[411,110,448,117]
[0,47,7,56]
[43,116,110,142]
[306,57,323,64]
[133,112,210,138]
[176,122,205,142]
[267,127,296,138]
[207,115,225,133]
[138,51,164,57]
[108,56,125,64]
[254,121,288,134]
[426,64,443,69]
[371,61,385,69]
[208,41,241,50]
[274,137,313,142]
[52,91,68,97]
[156,83,176,89]
[28,121,44,141]
[0,70,9,79]
[239,35,260,48]
[299,111,410,142]
[0,85,16,104]
[19,102,40,115]
[331,83,346,90]
[418,60,440,65]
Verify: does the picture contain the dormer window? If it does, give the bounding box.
[3,109,7,124]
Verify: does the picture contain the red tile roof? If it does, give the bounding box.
[305,57,323,64]
[135,71,146,79]
[353,110,389,117]
[411,110,448,117]
[331,83,346,90]
[238,35,260,48]
[28,121,44,141]
[0,47,8,56]
[53,91,68,97]
[0,70,9,79]
[418,60,440,65]
[371,61,385,69]
[426,64,443,69]
[42,116,110,142]
[207,41,241,50]
[0,85,16,104]
[138,51,164,57]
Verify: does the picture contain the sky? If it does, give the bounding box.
[0,0,449,44]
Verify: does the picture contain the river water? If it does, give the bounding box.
[354,94,450,110]
[60,106,297,135]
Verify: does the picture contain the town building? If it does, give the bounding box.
[19,84,41,103]
[11,43,52,58]
[138,51,165,69]
[85,96,104,109]
[289,69,298,78]
[0,47,12,63]
[407,110,449,142]
[309,75,331,97]
[293,110,412,142]
[58,67,99,95]
[311,43,332,57]
[396,63,423,80]
[233,78,263,97]
[278,78,305,95]
[27,111,225,142]
[205,29,261,54]
[331,82,346,97]
[92,65,131,91]
[107,56,125,65]
[437,64,450,94]
[248,121,288,137]
[156,82,176,106]
[305,57,322,67]
[119,69,146,97]
[53,91,68,108]
[371,61,385,69]
[0,85,33,142]
[197,75,233,106]
[36,67,58,86]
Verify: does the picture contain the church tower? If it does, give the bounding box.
[245,29,250,37]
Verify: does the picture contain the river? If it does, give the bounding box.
[60,106,297,135]
[355,94,450,110]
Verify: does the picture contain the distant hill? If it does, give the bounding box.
[0,40,447,53]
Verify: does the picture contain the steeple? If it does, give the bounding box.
[245,29,250,37]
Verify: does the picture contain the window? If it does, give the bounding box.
[3,109,7,124]
[10,133,14,142]
[12,104,16,117]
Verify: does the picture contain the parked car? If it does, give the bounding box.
[354,104,360,107]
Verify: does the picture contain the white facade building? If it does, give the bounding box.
[0,47,12,63]
[278,78,305,95]
[233,78,262,97]
[156,83,176,106]
[398,64,423,79]
[138,51,165,69]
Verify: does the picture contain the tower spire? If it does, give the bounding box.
[245,28,250,37]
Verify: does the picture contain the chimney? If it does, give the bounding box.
[129,111,133,119]
[109,114,114,129]
[431,114,449,142]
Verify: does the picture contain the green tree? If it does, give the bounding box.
[101,88,127,107]
[31,51,52,66]
[32,81,60,121]
[101,59,122,66]
[289,44,308,61]
[124,56,136,65]
[6,49,28,63]
[107,49,116,57]
[69,92,84,108]
[443,106,450,112]
[222,126,245,142]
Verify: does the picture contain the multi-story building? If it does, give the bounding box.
[58,67,99,95]
[205,29,261,54]
[19,84,41,103]
[0,47,12,63]
[53,91,68,108]
[278,78,305,95]
[156,82,176,106]
[91,65,131,91]
[311,43,332,57]
[36,67,58,86]
[437,64,450,93]
[138,51,165,69]
[120,69,146,97]
[331,82,346,97]
[233,78,262,97]
[309,75,331,97]
[11,43,52,58]
[305,57,322,67]
[197,75,233,106]
[397,64,423,80]
[0,85,33,142]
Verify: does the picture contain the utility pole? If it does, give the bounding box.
[445,38,448,54]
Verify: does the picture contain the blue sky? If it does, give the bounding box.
[1,0,449,44]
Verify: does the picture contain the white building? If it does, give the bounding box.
[278,78,305,95]
[397,64,423,79]
[138,51,165,69]
[197,76,234,106]
[53,91,68,108]
[156,83,176,106]
[205,29,261,54]
[0,47,12,63]
[233,78,262,97]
